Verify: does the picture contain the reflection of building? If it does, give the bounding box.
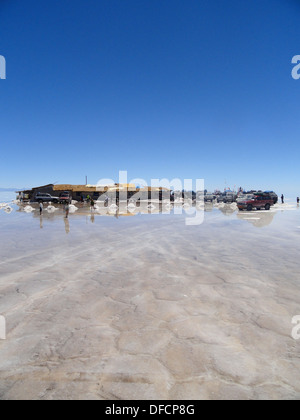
[16,201,174,219]
[16,184,171,202]
[95,202,168,217]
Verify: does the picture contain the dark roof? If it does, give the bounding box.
[16,184,54,193]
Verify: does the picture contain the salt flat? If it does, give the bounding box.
[0,202,299,400]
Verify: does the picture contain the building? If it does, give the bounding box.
[16,184,56,201]
[16,184,171,202]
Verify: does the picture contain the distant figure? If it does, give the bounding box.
[39,202,43,215]
[105,195,109,207]
[91,198,95,210]
[281,194,284,204]
[87,195,90,203]
[80,196,84,203]
[65,202,70,219]
[297,197,299,205]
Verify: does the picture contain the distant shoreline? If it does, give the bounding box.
[0,188,24,192]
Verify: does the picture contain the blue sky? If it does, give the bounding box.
[0,0,300,195]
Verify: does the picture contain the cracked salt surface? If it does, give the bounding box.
[0,200,299,400]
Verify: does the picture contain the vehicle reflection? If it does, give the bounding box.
[216,203,237,216]
[204,203,214,212]
[236,210,276,228]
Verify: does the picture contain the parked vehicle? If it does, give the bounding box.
[265,191,278,204]
[217,192,237,203]
[34,192,60,203]
[204,193,216,202]
[239,190,278,205]
[59,191,72,204]
[237,193,274,211]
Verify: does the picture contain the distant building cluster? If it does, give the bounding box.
[16,183,171,202]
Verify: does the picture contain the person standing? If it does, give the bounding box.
[297,197,299,205]
[91,198,95,210]
[65,201,70,219]
[105,195,109,207]
[281,194,284,204]
[39,202,43,215]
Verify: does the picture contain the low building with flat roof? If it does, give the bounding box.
[16,183,171,202]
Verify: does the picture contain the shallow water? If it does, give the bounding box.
[0,200,299,400]
[0,191,17,203]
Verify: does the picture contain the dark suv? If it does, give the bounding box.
[34,193,60,203]
[237,193,274,211]
[265,191,278,204]
[204,193,216,202]
[217,192,237,203]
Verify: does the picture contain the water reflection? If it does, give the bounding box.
[2,200,298,233]
[237,210,276,228]
[217,203,237,216]
[64,218,70,234]
[204,203,214,212]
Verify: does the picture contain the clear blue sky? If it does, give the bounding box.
[0,0,300,195]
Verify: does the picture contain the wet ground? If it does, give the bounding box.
[0,199,299,400]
